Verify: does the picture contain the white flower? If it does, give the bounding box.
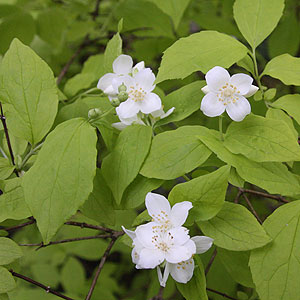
[150,106,175,121]
[157,236,214,287]
[200,66,258,122]
[97,55,145,100]
[116,68,162,119]
[112,113,145,131]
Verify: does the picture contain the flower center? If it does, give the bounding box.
[151,228,174,252]
[128,83,146,102]
[217,83,240,105]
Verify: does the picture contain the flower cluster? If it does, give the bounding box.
[123,193,213,287]
[97,55,174,130]
[201,66,258,122]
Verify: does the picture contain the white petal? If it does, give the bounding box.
[200,92,226,117]
[116,99,140,118]
[201,85,210,94]
[134,68,156,92]
[206,66,230,92]
[243,85,259,97]
[113,54,133,75]
[103,85,115,95]
[111,74,134,91]
[157,266,164,286]
[112,122,128,131]
[169,258,194,284]
[170,201,193,227]
[122,226,136,240]
[97,73,117,91]
[131,247,140,265]
[133,61,145,73]
[157,263,170,287]
[135,222,158,249]
[226,95,251,122]
[140,93,162,114]
[162,107,175,119]
[152,107,175,120]
[165,241,195,264]
[191,236,214,254]
[145,192,171,222]
[168,227,190,246]
[230,73,253,95]
[138,248,165,269]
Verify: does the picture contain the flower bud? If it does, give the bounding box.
[111,98,121,107]
[118,83,127,92]
[118,91,128,102]
[88,108,102,119]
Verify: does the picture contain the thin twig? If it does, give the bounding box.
[239,188,288,203]
[19,234,112,249]
[91,0,101,20]
[242,193,263,224]
[206,288,238,300]
[85,233,122,300]
[234,190,242,204]
[3,219,36,232]
[10,270,75,300]
[205,248,217,275]
[64,221,115,233]
[150,286,164,300]
[0,103,16,166]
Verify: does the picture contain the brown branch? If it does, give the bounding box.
[91,0,101,20]
[64,221,115,233]
[242,193,263,224]
[3,219,36,232]
[239,188,288,203]
[0,103,16,167]
[85,232,123,300]
[150,286,164,300]
[10,270,75,300]
[206,288,238,300]
[19,234,112,249]
[234,190,242,204]
[205,248,217,275]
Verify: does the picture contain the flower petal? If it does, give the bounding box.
[226,95,251,122]
[140,93,162,115]
[191,236,214,254]
[97,73,117,91]
[111,74,134,91]
[206,66,230,92]
[135,222,158,249]
[145,192,171,223]
[133,61,145,74]
[113,54,133,75]
[112,122,128,131]
[230,73,253,95]
[243,85,259,98]
[169,258,194,284]
[157,264,170,287]
[165,240,195,264]
[138,248,165,269]
[170,201,193,227]
[168,227,190,246]
[200,92,226,117]
[134,68,156,92]
[116,99,140,118]
[201,85,210,94]
[122,226,136,240]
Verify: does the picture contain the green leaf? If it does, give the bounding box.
[0,39,58,145]
[237,54,255,75]
[263,54,300,86]
[140,126,211,180]
[176,256,208,300]
[156,81,206,127]
[0,11,35,55]
[61,257,85,295]
[233,0,284,49]
[0,293,9,300]
[0,267,15,293]
[103,33,122,75]
[36,8,67,47]
[198,202,271,251]
[63,73,95,97]
[102,125,152,204]
[249,200,300,300]
[114,0,173,38]
[0,178,31,223]
[22,118,97,243]
[224,114,300,162]
[156,31,248,83]
[198,129,300,197]
[228,167,244,188]
[218,248,254,288]
[122,175,163,209]
[272,94,300,126]
[169,165,230,222]
[0,237,22,265]
[81,169,116,226]
[0,158,14,180]
[266,108,298,140]
[148,0,191,29]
